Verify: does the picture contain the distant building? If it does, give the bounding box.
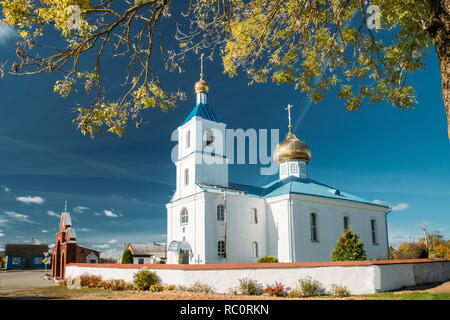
[126,243,167,264]
[4,244,49,269]
[52,209,100,279]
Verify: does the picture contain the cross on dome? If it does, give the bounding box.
[285,104,293,132]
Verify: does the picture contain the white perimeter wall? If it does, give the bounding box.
[66,261,450,295]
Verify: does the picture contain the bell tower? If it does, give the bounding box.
[172,55,229,200]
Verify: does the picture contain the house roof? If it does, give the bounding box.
[182,103,222,125]
[128,243,167,258]
[5,244,49,257]
[198,176,389,209]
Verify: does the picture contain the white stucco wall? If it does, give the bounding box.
[65,261,450,295]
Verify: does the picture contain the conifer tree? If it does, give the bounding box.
[332,228,366,261]
[121,249,133,264]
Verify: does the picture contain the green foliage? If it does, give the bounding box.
[233,278,263,295]
[133,269,159,291]
[332,227,367,261]
[257,256,279,263]
[296,276,326,297]
[1,0,444,138]
[121,249,133,264]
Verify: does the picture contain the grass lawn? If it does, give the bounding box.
[0,283,449,300]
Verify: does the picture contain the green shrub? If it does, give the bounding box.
[332,227,367,261]
[186,281,214,294]
[234,278,263,295]
[257,256,279,263]
[297,276,326,297]
[121,249,133,264]
[133,269,159,290]
[330,283,351,297]
[287,289,302,298]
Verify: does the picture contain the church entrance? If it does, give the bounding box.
[178,250,190,264]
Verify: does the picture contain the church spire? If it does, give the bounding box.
[194,53,209,104]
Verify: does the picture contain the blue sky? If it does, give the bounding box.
[0,5,449,259]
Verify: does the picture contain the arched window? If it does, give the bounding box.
[310,213,318,241]
[217,205,225,221]
[180,208,188,225]
[186,130,191,148]
[343,216,350,231]
[184,168,189,185]
[218,241,225,258]
[371,219,377,244]
[206,129,214,146]
[251,241,259,257]
[250,208,258,224]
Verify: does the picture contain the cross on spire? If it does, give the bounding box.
[64,200,67,212]
[285,104,293,132]
[200,53,205,79]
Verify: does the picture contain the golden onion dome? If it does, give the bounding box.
[273,130,311,164]
[194,75,209,94]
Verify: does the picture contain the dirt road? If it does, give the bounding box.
[0,270,54,292]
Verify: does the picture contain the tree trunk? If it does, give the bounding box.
[426,0,450,141]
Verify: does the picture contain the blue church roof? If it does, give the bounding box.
[230,176,388,208]
[182,103,223,125]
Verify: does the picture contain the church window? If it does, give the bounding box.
[300,162,307,177]
[280,164,287,175]
[344,216,350,231]
[186,131,191,148]
[251,241,259,257]
[217,205,225,221]
[371,219,377,244]
[184,168,189,185]
[250,208,258,224]
[180,208,188,225]
[218,241,226,258]
[310,213,318,241]
[290,163,298,173]
[206,130,214,146]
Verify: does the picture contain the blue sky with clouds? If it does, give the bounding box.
[0,4,449,259]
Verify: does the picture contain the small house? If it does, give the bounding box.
[126,243,167,264]
[4,244,49,269]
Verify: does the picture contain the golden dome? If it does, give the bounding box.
[273,131,311,164]
[194,76,209,94]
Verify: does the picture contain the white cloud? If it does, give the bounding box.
[93,243,110,249]
[1,185,10,192]
[373,199,389,205]
[0,233,4,237]
[73,206,89,213]
[103,210,118,218]
[16,195,45,205]
[392,203,410,211]
[94,212,102,216]
[108,239,118,244]
[4,211,33,223]
[42,230,48,233]
[47,210,60,218]
[78,228,92,232]
[0,23,16,45]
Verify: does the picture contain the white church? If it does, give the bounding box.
[166,68,390,265]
